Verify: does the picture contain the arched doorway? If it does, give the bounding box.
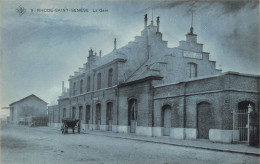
[197,102,212,139]
[128,99,137,133]
[96,104,101,130]
[106,102,113,131]
[237,101,255,142]
[162,105,171,136]
[79,106,83,121]
[85,105,91,129]
[72,107,76,119]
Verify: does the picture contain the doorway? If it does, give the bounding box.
[197,102,212,139]
[162,105,171,136]
[96,104,101,130]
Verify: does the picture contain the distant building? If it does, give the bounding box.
[9,94,48,125]
[48,15,259,143]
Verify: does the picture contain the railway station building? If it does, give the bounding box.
[48,15,259,144]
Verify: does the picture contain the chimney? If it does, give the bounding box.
[113,38,117,51]
[89,49,94,56]
[151,8,154,25]
[144,14,147,28]
[156,16,160,32]
[62,81,65,96]
[99,50,102,57]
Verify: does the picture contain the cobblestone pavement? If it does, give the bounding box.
[1,125,259,164]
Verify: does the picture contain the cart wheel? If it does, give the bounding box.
[65,126,68,134]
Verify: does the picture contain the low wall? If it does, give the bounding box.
[153,127,162,137]
[112,125,118,132]
[136,126,153,136]
[118,125,129,133]
[209,129,238,143]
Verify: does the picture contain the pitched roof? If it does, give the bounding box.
[9,94,48,106]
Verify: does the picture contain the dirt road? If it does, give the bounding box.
[1,125,258,164]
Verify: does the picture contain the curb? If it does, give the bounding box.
[81,131,260,157]
[48,127,260,157]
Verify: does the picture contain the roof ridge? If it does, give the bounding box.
[9,94,48,106]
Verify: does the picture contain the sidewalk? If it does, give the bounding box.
[47,126,260,156]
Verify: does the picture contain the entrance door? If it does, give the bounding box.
[197,102,212,139]
[129,99,137,133]
[96,104,101,130]
[162,106,171,136]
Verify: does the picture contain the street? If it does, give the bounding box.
[1,125,258,164]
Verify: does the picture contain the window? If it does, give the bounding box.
[128,99,137,123]
[87,76,91,92]
[188,63,197,78]
[80,80,83,94]
[79,106,83,120]
[97,73,101,90]
[73,82,76,96]
[63,108,66,118]
[108,69,113,87]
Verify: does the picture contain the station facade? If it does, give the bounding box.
[48,15,259,143]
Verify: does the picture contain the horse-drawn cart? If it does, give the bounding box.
[61,118,80,134]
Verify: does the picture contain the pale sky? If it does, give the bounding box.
[0,1,259,117]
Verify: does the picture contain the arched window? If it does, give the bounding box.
[87,76,91,92]
[97,73,101,90]
[63,108,66,118]
[108,68,113,87]
[188,63,197,78]
[73,82,76,96]
[128,99,137,123]
[80,80,83,94]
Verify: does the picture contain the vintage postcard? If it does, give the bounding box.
[1,0,259,164]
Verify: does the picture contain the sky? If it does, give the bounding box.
[0,1,259,118]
